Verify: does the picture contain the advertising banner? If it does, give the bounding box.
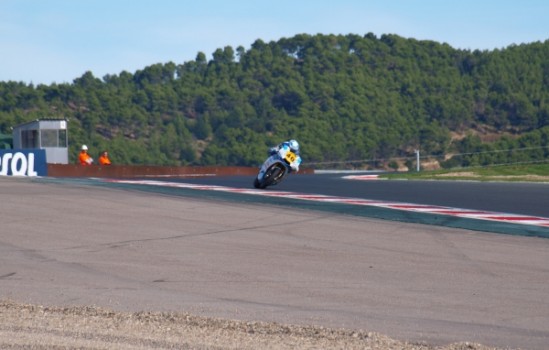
[0,149,47,176]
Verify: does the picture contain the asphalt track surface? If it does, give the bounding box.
[2,175,549,349]
[135,173,549,237]
[168,173,549,218]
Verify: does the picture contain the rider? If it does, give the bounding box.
[268,139,301,172]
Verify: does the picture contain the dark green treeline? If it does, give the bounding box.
[1,33,549,168]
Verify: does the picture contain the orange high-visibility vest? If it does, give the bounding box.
[79,151,93,165]
[98,154,111,165]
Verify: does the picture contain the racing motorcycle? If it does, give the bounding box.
[253,145,301,189]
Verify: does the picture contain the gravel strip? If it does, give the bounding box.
[0,300,505,350]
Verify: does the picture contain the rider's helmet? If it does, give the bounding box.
[81,144,88,151]
[288,139,300,154]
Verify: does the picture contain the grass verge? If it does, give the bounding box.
[380,163,549,182]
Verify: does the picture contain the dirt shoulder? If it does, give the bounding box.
[0,300,498,350]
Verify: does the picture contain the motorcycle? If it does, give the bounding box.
[253,145,301,189]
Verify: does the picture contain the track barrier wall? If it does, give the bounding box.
[46,164,314,178]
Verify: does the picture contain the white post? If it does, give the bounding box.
[415,149,420,172]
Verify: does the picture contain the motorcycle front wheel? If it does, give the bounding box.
[254,163,286,189]
[253,177,261,188]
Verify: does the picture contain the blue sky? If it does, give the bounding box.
[1,0,548,85]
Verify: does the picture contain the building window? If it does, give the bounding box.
[58,129,67,147]
[21,130,38,148]
[41,129,58,147]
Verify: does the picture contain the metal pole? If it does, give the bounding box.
[415,149,420,172]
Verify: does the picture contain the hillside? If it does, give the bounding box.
[1,33,548,168]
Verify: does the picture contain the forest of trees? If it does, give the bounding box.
[1,33,548,170]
